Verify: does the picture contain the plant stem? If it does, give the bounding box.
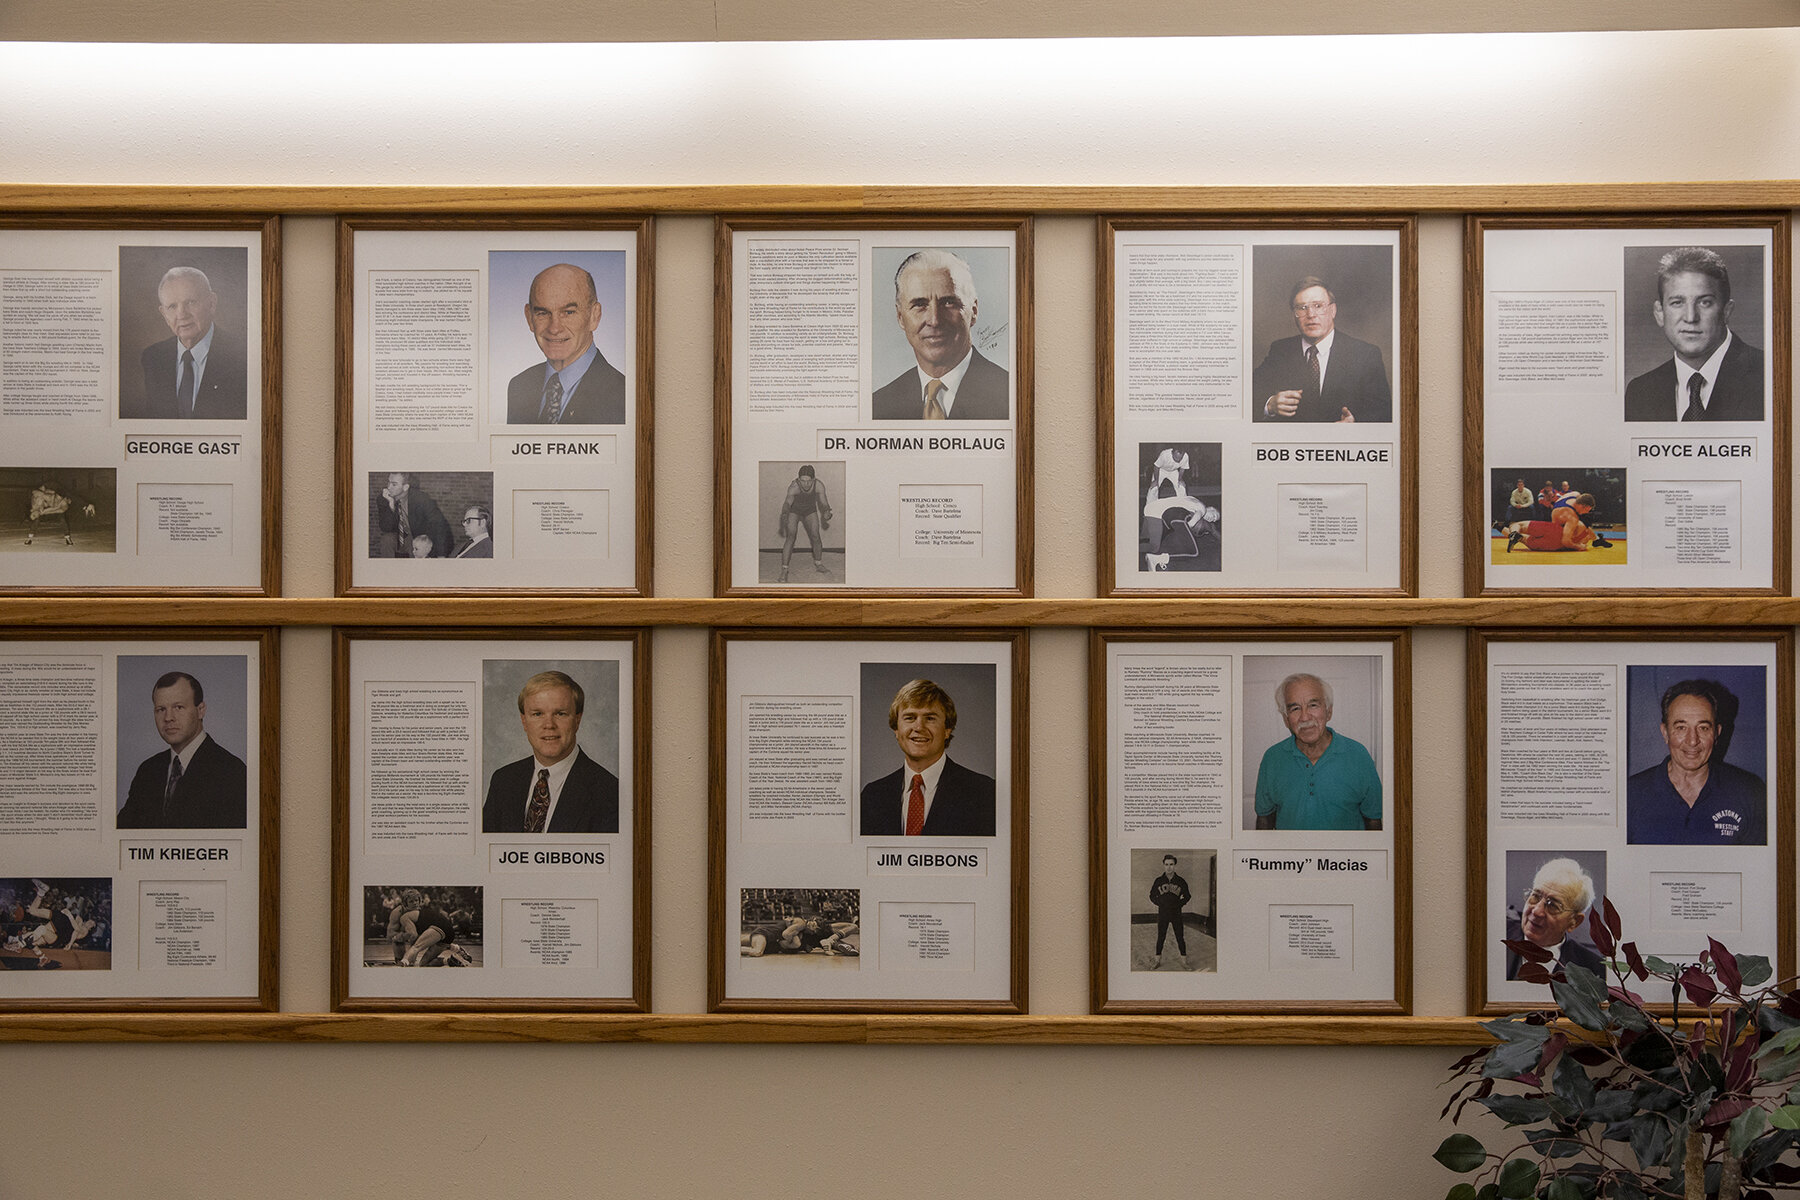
[1684,1129,1705,1200]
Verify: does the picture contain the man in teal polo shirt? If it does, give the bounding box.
[1253,673,1382,831]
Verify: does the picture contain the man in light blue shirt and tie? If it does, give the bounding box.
[505,263,626,425]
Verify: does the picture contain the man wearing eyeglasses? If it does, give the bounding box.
[1252,276,1392,424]
[1505,858,1603,980]
[455,505,494,558]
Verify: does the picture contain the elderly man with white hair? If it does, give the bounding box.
[871,248,1010,420]
[1505,857,1604,980]
[135,264,247,419]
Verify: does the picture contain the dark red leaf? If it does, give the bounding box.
[1624,942,1648,981]
[1516,1071,1542,1088]
[1590,916,1615,959]
[1681,965,1720,1008]
[1519,963,1554,986]
[1608,984,1647,1009]
[1709,938,1742,993]
[1537,1032,1568,1075]
[1506,938,1555,965]
[1603,895,1623,941]
[1703,1095,1754,1127]
[1689,1021,1708,1059]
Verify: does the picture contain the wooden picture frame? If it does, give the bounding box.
[1098,216,1417,597]
[1464,214,1790,596]
[1090,629,1412,1014]
[0,626,279,1011]
[0,216,281,596]
[714,215,1034,597]
[1466,628,1794,1016]
[335,217,654,596]
[709,628,1028,1012]
[332,627,651,1012]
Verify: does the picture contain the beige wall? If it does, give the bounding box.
[4,7,1796,1199]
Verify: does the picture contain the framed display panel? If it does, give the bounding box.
[1099,217,1416,596]
[0,217,280,595]
[1466,214,1790,596]
[0,628,277,1010]
[715,216,1033,596]
[710,629,1027,1012]
[1468,629,1794,1016]
[1091,630,1410,1014]
[337,218,653,595]
[333,629,649,1011]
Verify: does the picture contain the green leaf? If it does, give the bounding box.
[1758,1027,1800,1058]
[1434,1133,1488,1173]
[1761,1050,1800,1082]
[1769,1105,1800,1130]
[1445,1186,1478,1200]
[1481,1095,1553,1125]
[1522,1130,1585,1159]
[1544,1179,1586,1200]
[1562,961,1608,1003]
[1739,954,1774,987]
[1496,1157,1541,1198]
[1554,1054,1597,1110]
[1730,1105,1768,1157]
[1482,1037,1547,1080]
[1474,1186,1500,1200]
[1643,956,1677,974]
[1584,1089,1635,1123]
[1552,977,1611,1032]
[1628,1113,1674,1170]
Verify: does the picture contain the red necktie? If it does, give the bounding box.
[905,773,925,836]
[525,768,551,833]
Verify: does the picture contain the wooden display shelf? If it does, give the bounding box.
[0,1011,1495,1045]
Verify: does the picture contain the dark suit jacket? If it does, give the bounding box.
[117,735,248,829]
[482,749,619,834]
[859,757,996,837]
[1504,917,1605,981]
[374,487,454,558]
[456,536,493,558]
[871,348,1010,420]
[1623,333,1765,422]
[1251,330,1391,423]
[133,328,248,420]
[506,352,627,425]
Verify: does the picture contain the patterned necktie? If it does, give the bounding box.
[541,373,565,424]
[163,752,183,822]
[525,768,552,833]
[1305,344,1320,398]
[1683,373,1704,421]
[396,495,412,554]
[922,379,946,420]
[905,773,926,836]
[177,349,196,418]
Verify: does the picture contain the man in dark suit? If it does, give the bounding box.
[870,249,1009,420]
[859,678,996,837]
[505,263,626,425]
[131,266,247,420]
[455,505,494,558]
[482,670,618,834]
[1623,247,1764,422]
[1503,857,1605,981]
[117,671,247,829]
[1252,276,1391,423]
[373,473,454,559]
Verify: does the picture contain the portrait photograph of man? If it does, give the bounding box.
[1241,654,1384,832]
[1249,243,1394,425]
[114,653,250,830]
[489,251,629,427]
[366,471,493,560]
[1621,244,1766,423]
[480,659,621,835]
[117,245,250,421]
[870,246,1012,422]
[1502,851,1607,981]
[857,661,999,838]
[1624,664,1767,845]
